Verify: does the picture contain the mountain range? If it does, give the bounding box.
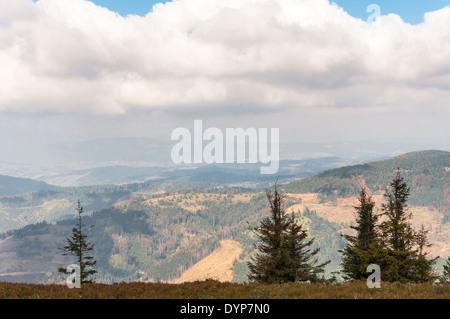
[0,150,448,284]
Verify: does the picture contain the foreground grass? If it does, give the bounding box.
[0,281,449,299]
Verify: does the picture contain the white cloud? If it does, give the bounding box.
[0,0,449,116]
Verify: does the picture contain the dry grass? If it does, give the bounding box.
[0,281,448,299]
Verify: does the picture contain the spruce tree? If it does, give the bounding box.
[247,188,291,284]
[285,213,330,282]
[340,187,383,280]
[58,200,97,284]
[248,187,329,284]
[380,170,436,282]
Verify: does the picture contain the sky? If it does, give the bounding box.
[87,0,450,24]
[1,0,450,165]
[88,0,171,16]
[331,0,450,24]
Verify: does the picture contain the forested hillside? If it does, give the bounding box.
[284,150,449,221]
[0,175,53,197]
[0,189,345,284]
[0,181,214,233]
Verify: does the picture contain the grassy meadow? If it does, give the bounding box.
[0,281,448,299]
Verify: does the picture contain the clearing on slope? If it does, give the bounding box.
[175,240,243,283]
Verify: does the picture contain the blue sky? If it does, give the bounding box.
[89,0,171,16]
[332,0,450,24]
[88,0,450,24]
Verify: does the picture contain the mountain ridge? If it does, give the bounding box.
[0,174,53,197]
[283,150,449,214]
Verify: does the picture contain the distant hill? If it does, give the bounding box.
[34,157,349,187]
[0,175,53,197]
[284,150,449,214]
[0,180,215,233]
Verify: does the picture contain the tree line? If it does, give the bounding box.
[248,171,450,284]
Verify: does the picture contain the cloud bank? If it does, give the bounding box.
[0,0,449,118]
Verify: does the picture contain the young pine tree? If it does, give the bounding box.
[248,187,329,284]
[340,187,383,280]
[412,225,438,283]
[58,200,97,284]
